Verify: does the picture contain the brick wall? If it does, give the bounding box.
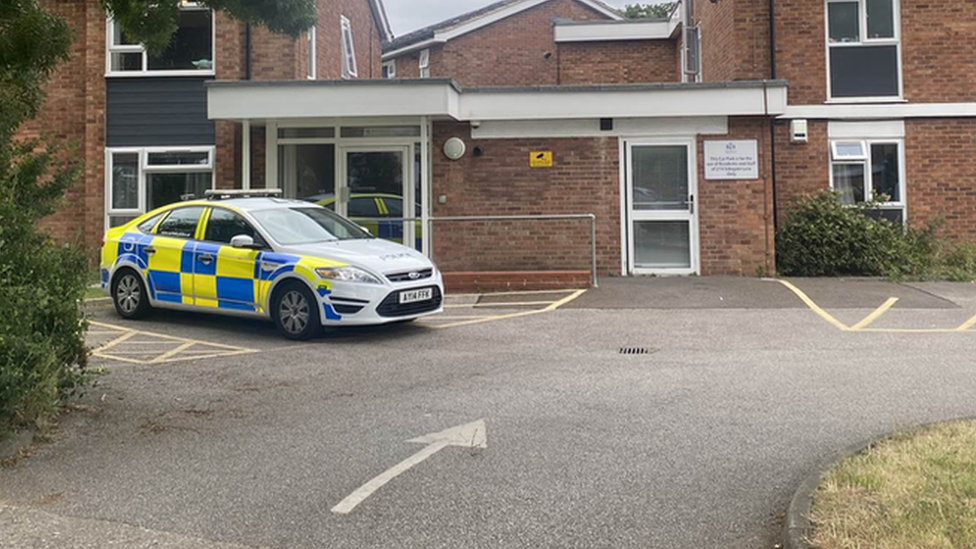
[318,0,383,80]
[772,119,829,225]
[394,0,611,87]
[902,1,976,103]
[697,117,776,276]
[22,0,106,251]
[906,119,976,239]
[771,0,825,104]
[694,0,771,83]
[775,0,976,104]
[430,121,621,274]
[559,39,679,84]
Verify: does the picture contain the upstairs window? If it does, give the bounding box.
[341,16,357,79]
[826,0,901,100]
[382,60,396,79]
[418,49,430,79]
[830,139,905,224]
[107,4,214,76]
[307,26,317,79]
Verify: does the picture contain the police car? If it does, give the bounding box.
[100,190,444,340]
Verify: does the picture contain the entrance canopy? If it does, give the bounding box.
[206,79,788,122]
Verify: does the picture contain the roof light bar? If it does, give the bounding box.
[204,189,284,200]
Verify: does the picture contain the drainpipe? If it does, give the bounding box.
[768,0,779,237]
[244,23,252,80]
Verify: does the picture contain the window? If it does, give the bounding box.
[106,147,214,229]
[107,4,214,75]
[826,0,901,100]
[307,26,317,80]
[830,139,905,222]
[205,208,258,244]
[340,16,357,79]
[157,207,205,239]
[138,213,166,234]
[418,49,430,79]
[382,60,396,79]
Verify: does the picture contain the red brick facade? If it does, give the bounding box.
[23,0,106,251]
[559,40,679,85]
[390,0,669,87]
[906,119,976,239]
[697,117,776,276]
[430,122,620,273]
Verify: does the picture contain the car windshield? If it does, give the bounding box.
[250,207,372,245]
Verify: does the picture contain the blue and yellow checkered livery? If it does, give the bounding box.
[101,202,347,322]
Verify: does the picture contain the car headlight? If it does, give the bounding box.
[315,266,383,285]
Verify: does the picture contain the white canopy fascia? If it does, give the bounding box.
[207,80,789,123]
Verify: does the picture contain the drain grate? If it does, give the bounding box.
[619,347,655,355]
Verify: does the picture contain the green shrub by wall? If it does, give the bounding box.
[777,191,976,281]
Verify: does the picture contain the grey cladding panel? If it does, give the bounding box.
[107,77,214,147]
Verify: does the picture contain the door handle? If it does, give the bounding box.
[689,195,696,215]
[199,254,214,265]
[144,246,156,255]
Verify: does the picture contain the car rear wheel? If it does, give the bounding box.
[273,282,322,341]
[112,269,151,320]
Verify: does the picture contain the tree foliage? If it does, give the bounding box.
[623,2,676,19]
[101,0,317,54]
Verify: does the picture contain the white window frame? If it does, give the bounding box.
[824,0,903,103]
[828,138,907,221]
[382,60,396,79]
[341,16,358,79]
[105,146,215,230]
[106,3,216,77]
[307,26,317,80]
[418,49,430,79]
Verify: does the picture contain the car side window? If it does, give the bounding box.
[137,213,165,234]
[156,207,205,239]
[349,197,379,218]
[205,208,258,244]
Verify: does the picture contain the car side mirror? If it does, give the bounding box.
[359,226,372,235]
[230,234,256,249]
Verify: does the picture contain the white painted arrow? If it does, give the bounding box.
[331,419,487,515]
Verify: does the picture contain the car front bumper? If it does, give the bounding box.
[318,273,445,326]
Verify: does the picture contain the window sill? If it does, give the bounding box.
[825,98,908,105]
[106,70,216,78]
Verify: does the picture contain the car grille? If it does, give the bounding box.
[386,268,434,283]
[376,286,442,318]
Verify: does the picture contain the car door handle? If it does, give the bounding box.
[144,246,156,255]
[199,254,214,265]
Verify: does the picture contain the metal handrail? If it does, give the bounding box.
[350,214,599,288]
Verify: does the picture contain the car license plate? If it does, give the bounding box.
[400,288,433,304]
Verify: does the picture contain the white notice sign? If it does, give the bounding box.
[704,140,759,180]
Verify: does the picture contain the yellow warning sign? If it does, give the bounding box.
[530,151,553,168]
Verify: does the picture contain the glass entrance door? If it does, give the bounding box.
[626,141,699,274]
[339,146,417,249]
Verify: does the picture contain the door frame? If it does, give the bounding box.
[337,144,413,243]
[623,137,701,276]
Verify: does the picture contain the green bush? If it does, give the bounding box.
[1,0,89,435]
[777,191,976,281]
[0,141,90,433]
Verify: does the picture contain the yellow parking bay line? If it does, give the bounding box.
[958,313,976,332]
[850,297,900,331]
[89,320,260,365]
[433,289,587,330]
[775,280,851,331]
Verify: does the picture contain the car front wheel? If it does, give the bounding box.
[112,269,151,319]
[273,282,322,341]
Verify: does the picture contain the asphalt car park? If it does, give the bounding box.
[3,278,976,549]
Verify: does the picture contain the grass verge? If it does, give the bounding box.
[810,421,976,549]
